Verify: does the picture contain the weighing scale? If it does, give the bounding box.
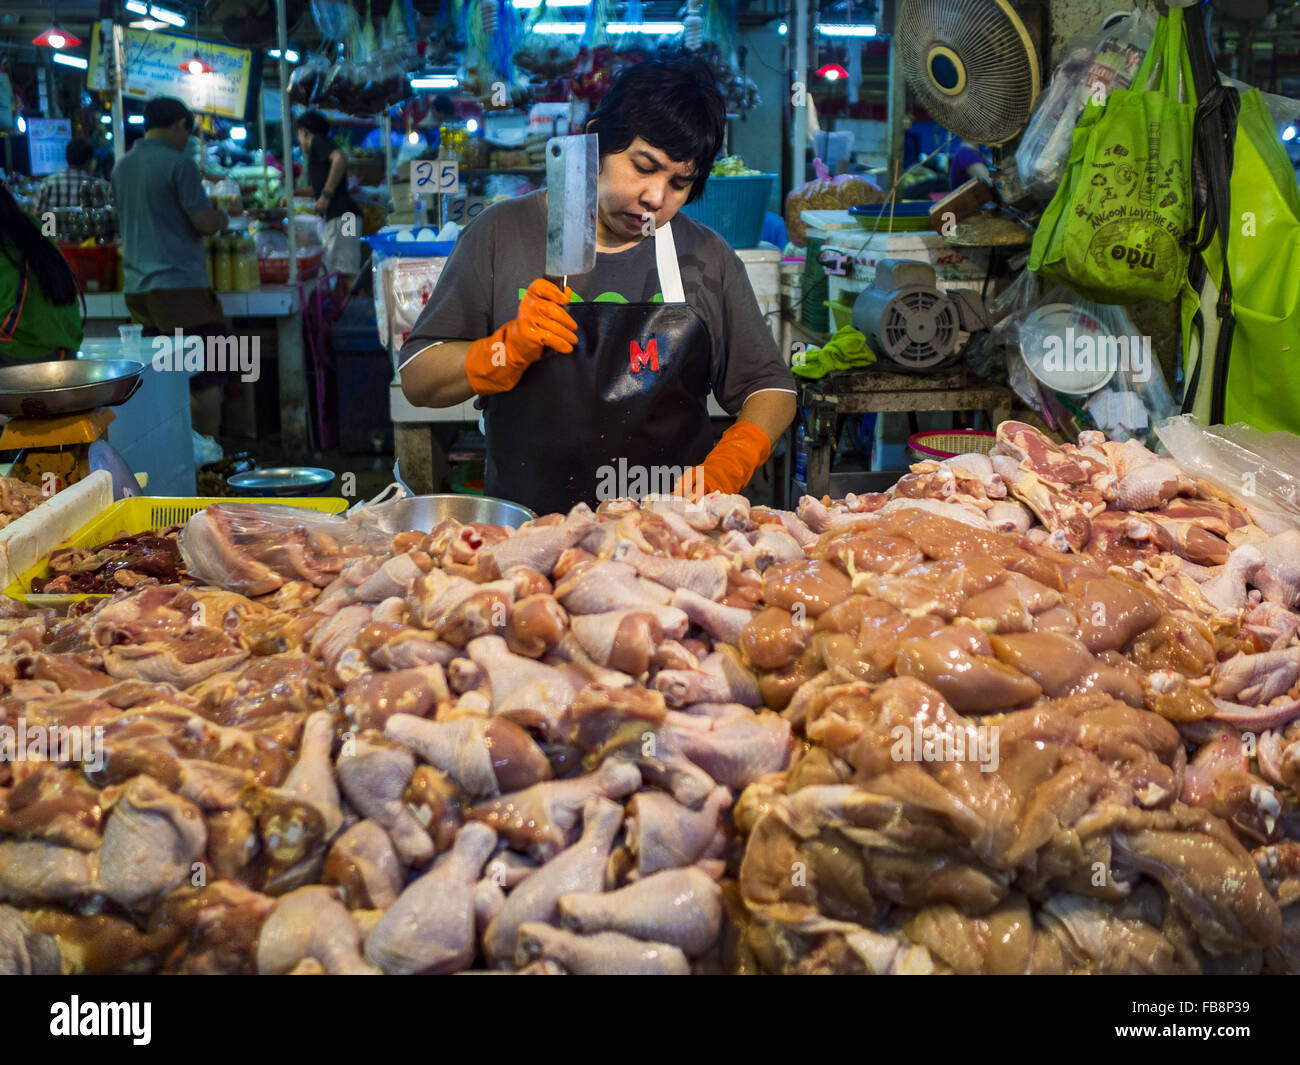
[0,360,144,497]
[1,408,117,492]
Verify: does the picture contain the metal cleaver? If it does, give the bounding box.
[545,133,599,281]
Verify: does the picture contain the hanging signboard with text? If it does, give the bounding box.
[87,24,254,120]
[26,119,72,176]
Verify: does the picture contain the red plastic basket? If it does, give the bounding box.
[908,429,996,460]
[58,242,119,293]
[258,251,323,285]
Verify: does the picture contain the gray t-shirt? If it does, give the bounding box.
[111,138,213,293]
[398,189,794,414]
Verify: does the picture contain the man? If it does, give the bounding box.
[428,93,456,154]
[36,138,109,213]
[948,139,991,190]
[398,56,796,514]
[111,96,229,435]
[294,112,361,289]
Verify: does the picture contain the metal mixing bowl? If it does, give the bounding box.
[372,494,536,532]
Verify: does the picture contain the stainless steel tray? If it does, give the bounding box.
[0,359,145,418]
[226,467,337,496]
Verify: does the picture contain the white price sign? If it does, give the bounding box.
[411,160,460,195]
[443,196,491,225]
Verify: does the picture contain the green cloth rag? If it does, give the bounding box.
[792,324,876,379]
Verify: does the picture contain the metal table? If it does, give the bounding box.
[796,365,1015,500]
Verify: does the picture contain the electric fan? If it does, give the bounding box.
[895,0,1045,146]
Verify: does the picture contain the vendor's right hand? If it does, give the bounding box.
[465,278,578,395]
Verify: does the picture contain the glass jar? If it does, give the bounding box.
[238,236,259,291]
[213,235,234,292]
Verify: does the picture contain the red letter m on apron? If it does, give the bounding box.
[629,337,659,373]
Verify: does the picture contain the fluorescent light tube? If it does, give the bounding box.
[410,75,459,89]
[608,21,684,33]
[149,6,187,27]
[817,24,877,37]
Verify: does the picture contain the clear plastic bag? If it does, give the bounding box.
[289,53,331,106]
[1156,417,1300,533]
[785,159,886,246]
[1081,309,1177,444]
[310,0,357,43]
[383,256,448,349]
[179,502,395,595]
[996,270,1175,444]
[1016,10,1156,201]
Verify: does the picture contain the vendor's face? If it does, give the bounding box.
[296,128,312,155]
[595,137,696,243]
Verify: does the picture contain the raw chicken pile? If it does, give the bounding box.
[732,422,1300,973]
[0,419,1296,974]
[0,475,50,531]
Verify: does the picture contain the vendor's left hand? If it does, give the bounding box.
[313,196,329,215]
[672,421,773,501]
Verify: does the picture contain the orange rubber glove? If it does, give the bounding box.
[464,278,578,395]
[673,421,773,501]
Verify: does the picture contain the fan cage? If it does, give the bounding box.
[880,290,958,368]
[896,0,1042,146]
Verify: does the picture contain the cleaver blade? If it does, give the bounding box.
[545,133,599,280]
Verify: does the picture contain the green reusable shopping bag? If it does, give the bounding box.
[1181,88,1300,433]
[1028,8,1196,304]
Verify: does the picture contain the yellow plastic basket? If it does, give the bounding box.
[6,495,348,606]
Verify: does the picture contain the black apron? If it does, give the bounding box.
[484,221,715,515]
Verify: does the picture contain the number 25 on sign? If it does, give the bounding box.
[412,160,460,196]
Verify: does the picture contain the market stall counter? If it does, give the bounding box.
[80,286,311,456]
[0,417,1298,974]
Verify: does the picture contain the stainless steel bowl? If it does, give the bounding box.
[0,359,145,417]
[226,467,337,496]
[372,494,536,532]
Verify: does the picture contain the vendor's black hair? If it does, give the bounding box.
[296,111,330,136]
[143,96,193,132]
[0,183,79,306]
[65,138,93,167]
[585,55,724,203]
[433,94,455,117]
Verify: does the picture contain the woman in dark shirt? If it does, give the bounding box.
[294,111,362,289]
